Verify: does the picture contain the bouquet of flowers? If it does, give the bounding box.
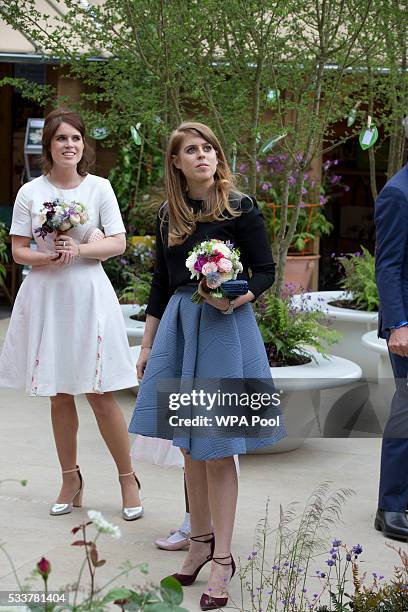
[34,198,89,239]
[185,239,243,303]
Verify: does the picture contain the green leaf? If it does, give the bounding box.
[145,606,189,612]
[160,576,184,606]
[102,588,134,603]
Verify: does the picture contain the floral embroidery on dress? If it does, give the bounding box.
[93,327,103,393]
[30,356,40,396]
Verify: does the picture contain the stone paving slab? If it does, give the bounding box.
[0,317,404,611]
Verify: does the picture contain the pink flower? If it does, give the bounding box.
[37,557,51,579]
[217,258,232,273]
[202,261,218,275]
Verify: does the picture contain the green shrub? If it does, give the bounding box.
[337,246,379,312]
[254,291,340,366]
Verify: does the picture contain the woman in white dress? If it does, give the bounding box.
[0,108,143,520]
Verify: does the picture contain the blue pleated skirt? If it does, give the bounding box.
[128,286,286,459]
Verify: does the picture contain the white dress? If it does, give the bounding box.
[0,174,137,396]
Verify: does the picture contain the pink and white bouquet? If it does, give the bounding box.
[185,239,243,302]
[34,198,88,239]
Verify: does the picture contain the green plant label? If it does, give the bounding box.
[347,108,357,127]
[231,141,237,172]
[266,89,280,103]
[130,124,142,146]
[359,126,378,150]
[91,127,109,140]
[260,131,288,155]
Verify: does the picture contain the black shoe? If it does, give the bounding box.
[374,509,408,541]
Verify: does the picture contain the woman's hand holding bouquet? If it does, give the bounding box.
[35,198,105,264]
[185,239,247,310]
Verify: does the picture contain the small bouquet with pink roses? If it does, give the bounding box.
[185,239,244,303]
[34,198,89,239]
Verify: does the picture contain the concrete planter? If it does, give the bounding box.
[292,290,378,380]
[129,346,362,454]
[120,304,146,346]
[361,330,392,379]
[361,330,394,411]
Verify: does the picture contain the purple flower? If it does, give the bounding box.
[329,174,341,185]
[332,539,342,547]
[343,184,350,192]
[206,271,222,288]
[194,255,207,273]
[352,544,363,556]
[301,187,307,195]
[238,163,248,173]
[346,553,352,561]
[288,175,296,186]
[326,559,335,566]
[261,182,271,191]
[256,160,262,173]
[319,195,328,205]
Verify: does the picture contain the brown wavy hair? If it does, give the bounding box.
[164,122,241,246]
[41,108,95,176]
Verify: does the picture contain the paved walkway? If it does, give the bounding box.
[0,315,403,611]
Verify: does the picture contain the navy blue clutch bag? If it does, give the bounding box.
[221,279,248,297]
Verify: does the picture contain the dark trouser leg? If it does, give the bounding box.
[378,349,408,511]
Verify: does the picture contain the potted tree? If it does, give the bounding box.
[253,155,348,290]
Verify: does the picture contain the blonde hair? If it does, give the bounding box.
[163,122,241,246]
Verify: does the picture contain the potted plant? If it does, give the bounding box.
[292,247,380,380]
[251,291,361,453]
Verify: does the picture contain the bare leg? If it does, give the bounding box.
[184,471,190,512]
[205,456,238,597]
[178,451,212,574]
[50,394,81,502]
[86,392,141,507]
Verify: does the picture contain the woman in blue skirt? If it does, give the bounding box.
[128,122,285,610]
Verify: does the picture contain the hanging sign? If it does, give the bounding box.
[347,100,361,127]
[231,142,237,173]
[359,116,378,150]
[260,131,288,155]
[91,127,109,140]
[130,123,142,145]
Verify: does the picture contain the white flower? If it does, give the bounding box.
[87,510,122,539]
[220,271,234,282]
[38,212,47,225]
[185,252,198,271]
[213,242,231,257]
[70,214,81,226]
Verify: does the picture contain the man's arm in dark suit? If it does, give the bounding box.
[375,185,408,329]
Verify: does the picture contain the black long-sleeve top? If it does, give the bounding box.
[146,194,275,319]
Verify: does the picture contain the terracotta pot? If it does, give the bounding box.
[284,254,320,291]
